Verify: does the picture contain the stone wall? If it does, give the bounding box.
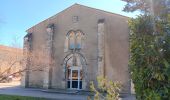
[24,4,130,93]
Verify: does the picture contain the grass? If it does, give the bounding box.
[0,94,47,100]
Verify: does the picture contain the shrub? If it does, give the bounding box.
[90,76,121,100]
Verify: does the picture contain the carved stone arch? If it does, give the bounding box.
[75,30,85,35]
[66,30,76,36]
[62,52,87,67]
[62,52,87,89]
[62,52,87,72]
[66,30,84,36]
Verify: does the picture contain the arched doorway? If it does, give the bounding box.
[63,30,86,90]
[67,66,82,89]
[63,52,87,90]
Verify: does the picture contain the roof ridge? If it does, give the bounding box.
[26,3,129,33]
[73,3,129,18]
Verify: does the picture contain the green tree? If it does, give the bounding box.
[129,15,170,99]
[122,0,170,99]
[122,0,170,19]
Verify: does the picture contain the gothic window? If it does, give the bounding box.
[68,31,75,50]
[76,31,83,50]
[66,30,84,51]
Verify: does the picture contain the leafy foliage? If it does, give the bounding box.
[129,14,170,99]
[122,0,170,99]
[122,0,170,18]
[90,76,121,100]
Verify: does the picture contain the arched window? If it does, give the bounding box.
[65,30,84,51]
[68,31,75,50]
[76,31,83,50]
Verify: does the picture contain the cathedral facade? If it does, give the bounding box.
[21,4,130,93]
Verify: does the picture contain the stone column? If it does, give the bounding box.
[61,64,66,89]
[64,36,69,52]
[43,24,54,89]
[82,62,87,90]
[97,19,105,77]
[21,33,32,87]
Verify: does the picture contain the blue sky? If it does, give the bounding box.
[0,0,138,48]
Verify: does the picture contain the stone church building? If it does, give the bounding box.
[21,4,130,93]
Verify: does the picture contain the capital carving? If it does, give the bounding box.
[46,27,53,33]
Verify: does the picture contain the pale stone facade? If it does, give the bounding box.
[22,4,130,93]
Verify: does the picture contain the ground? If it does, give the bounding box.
[0,81,88,100]
[0,81,135,100]
[0,94,46,100]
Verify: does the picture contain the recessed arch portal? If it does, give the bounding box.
[62,52,87,89]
